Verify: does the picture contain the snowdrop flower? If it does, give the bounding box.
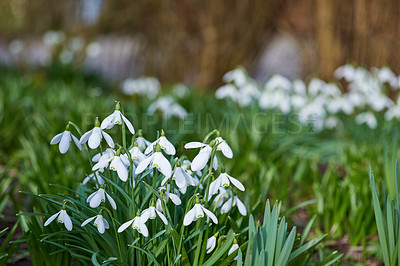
[101,102,135,134]
[145,130,176,155]
[184,140,221,172]
[228,239,240,260]
[118,215,149,237]
[83,169,104,186]
[209,172,245,196]
[161,161,196,193]
[183,202,218,226]
[92,149,130,182]
[44,207,73,231]
[50,124,82,154]
[136,129,151,151]
[129,142,146,164]
[135,143,172,178]
[156,185,182,211]
[81,213,109,234]
[221,194,247,216]
[141,205,168,225]
[206,233,218,253]
[80,117,114,149]
[86,186,117,210]
[355,112,377,129]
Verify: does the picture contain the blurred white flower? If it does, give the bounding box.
[43,31,65,46]
[81,214,109,234]
[136,130,151,151]
[147,96,188,119]
[86,42,102,58]
[355,112,377,129]
[129,143,146,164]
[121,77,160,99]
[9,40,24,55]
[44,208,72,231]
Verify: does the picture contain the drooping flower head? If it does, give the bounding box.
[80,117,114,149]
[44,206,73,231]
[50,123,82,154]
[101,102,135,134]
[81,212,109,234]
[183,199,218,226]
[145,129,176,155]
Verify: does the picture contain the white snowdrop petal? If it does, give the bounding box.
[219,142,233,158]
[174,168,187,189]
[184,142,207,149]
[118,219,134,233]
[212,155,218,170]
[59,131,71,154]
[71,134,82,150]
[81,216,96,227]
[86,191,97,203]
[101,112,115,129]
[228,244,239,256]
[206,237,216,253]
[156,209,168,225]
[122,114,135,134]
[106,193,117,210]
[104,218,109,229]
[80,129,93,144]
[61,210,73,231]
[161,176,170,186]
[209,178,221,197]
[221,199,233,214]
[183,208,196,226]
[228,175,245,191]
[89,191,102,208]
[44,211,61,226]
[50,132,63,145]
[139,223,149,237]
[102,131,115,148]
[160,136,176,155]
[191,150,210,171]
[96,216,105,234]
[235,196,247,216]
[201,206,218,224]
[135,155,153,174]
[92,158,111,171]
[154,152,172,178]
[88,128,102,149]
[168,193,182,205]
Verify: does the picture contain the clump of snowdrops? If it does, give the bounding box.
[40,101,248,265]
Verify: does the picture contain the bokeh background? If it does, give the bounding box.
[1,0,399,87]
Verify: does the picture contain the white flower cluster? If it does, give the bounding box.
[121,77,161,99]
[45,100,246,258]
[216,65,400,130]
